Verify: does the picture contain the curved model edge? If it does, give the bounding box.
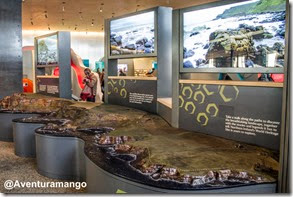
[13,122,45,157]
[35,133,86,182]
[0,112,40,142]
[35,133,277,194]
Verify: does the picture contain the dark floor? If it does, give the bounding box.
[0,141,86,194]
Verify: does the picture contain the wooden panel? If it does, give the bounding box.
[157,97,172,108]
[108,76,157,81]
[179,80,283,88]
[22,0,219,32]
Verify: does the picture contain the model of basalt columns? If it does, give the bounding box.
[0,93,279,189]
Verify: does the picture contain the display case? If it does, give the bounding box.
[104,7,173,114]
[34,32,71,99]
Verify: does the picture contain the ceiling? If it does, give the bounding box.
[22,0,218,32]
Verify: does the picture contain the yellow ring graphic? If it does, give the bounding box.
[184,101,196,114]
[219,86,239,102]
[203,85,214,96]
[219,86,232,102]
[206,103,219,117]
[233,86,240,99]
[111,79,117,84]
[119,79,126,87]
[179,95,184,108]
[182,86,193,99]
[107,81,114,95]
[197,113,209,126]
[114,87,119,93]
[120,88,127,98]
[193,91,205,104]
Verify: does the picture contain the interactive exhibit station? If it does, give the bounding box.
[0,0,290,194]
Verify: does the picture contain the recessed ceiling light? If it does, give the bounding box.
[79,12,83,20]
[62,2,66,12]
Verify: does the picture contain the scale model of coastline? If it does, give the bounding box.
[0,93,278,193]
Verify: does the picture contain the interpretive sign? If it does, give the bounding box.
[37,78,59,97]
[108,79,157,113]
[179,83,282,150]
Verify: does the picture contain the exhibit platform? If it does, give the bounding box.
[0,93,280,194]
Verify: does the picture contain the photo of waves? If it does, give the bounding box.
[183,0,286,69]
[110,11,155,56]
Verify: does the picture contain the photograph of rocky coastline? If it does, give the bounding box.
[183,0,286,69]
[110,11,155,56]
[37,34,58,65]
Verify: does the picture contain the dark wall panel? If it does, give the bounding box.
[179,83,283,150]
[0,0,22,99]
[108,79,157,113]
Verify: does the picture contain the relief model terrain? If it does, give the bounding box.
[0,93,279,190]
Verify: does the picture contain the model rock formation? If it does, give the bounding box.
[0,93,74,113]
[1,93,279,189]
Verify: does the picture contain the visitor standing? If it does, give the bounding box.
[80,68,98,102]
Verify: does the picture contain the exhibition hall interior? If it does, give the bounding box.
[0,0,291,194]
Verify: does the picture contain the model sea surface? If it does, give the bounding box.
[0,93,279,189]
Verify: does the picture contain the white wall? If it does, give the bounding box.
[22,30,104,69]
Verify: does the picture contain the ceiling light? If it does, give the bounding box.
[62,2,66,12]
[44,11,48,18]
[100,3,104,12]
[30,18,33,25]
[48,26,50,30]
[79,12,83,20]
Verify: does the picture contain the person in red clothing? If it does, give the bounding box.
[80,68,97,102]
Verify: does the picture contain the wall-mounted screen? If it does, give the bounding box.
[183,0,286,71]
[110,11,155,56]
[37,34,58,65]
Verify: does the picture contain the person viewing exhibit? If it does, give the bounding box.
[0,0,290,195]
[80,68,98,102]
